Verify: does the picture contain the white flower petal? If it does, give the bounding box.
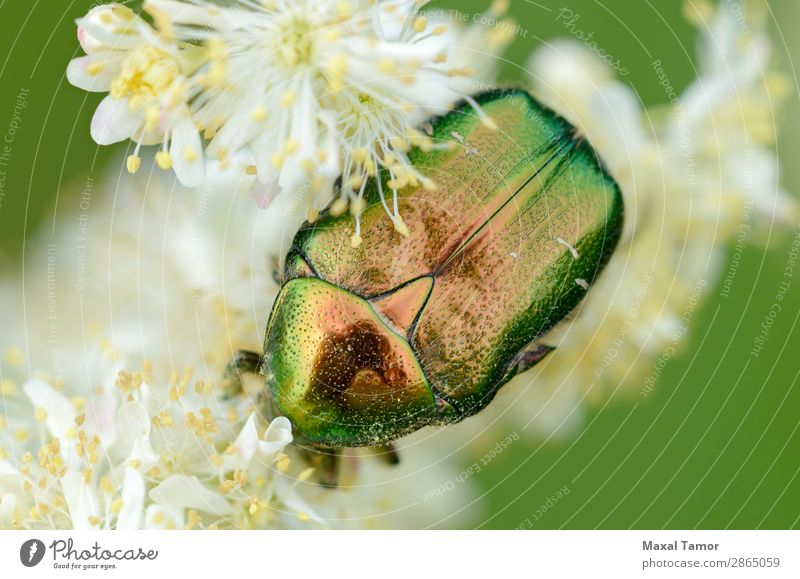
[169,113,205,187]
[150,475,234,516]
[275,477,325,527]
[116,467,145,530]
[0,494,18,524]
[250,177,281,209]
[61,469,101,530]
[76,6,147,52]
[146,0,243,32]
[90,95,142,145]
[87,383,122,449]
[224,413,259,471]
[118,400,151,440]
[258,416,293,458]
[0,460,20,477]
[66,54,120,92]
[23,379,75,439]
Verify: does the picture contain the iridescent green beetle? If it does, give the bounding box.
[226,89,623,483]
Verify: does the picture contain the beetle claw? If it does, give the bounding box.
[375,442,400,466]
[512,343,555,376]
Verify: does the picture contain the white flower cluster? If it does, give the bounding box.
[67,0,513,244]
[0,167,475,530]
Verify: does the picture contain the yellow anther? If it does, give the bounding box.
[0,378,18,397]
[280,90,297,108]
[156,150,172,170]
[186,509,200,530]
[346,174,364,190]
[378,59,396,74]
[100,476,114,494]
[126,155,141,174]
[111,5,136,21]
[390,136,409,152]
[350,197,366,215]
[421,177,438,192]
[311,175,325,193]
[446,66,475,77]
[330,197,348,216]
[284,139,300,155]
[5,348,23,365]
[151,410,174,428]
[489,0,510,17]
[393,217,410,237]
[275,453,290,473]
[234,469,247,485]
[251,106,268,122]
[183,147,199,162]
[300,158,315,172]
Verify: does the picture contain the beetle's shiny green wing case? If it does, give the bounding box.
[415,135,622,416]
[285,89,584,294]
[275,89,623,442]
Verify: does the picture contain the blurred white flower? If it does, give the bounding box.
[67,4,205,186]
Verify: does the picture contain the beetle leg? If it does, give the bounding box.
[297,446,341,488]
[512,343,555,376]
[270,255,282,286]
[222,350,262,399]
[375,442,400,466]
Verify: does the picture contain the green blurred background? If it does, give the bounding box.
[0,0,798,528]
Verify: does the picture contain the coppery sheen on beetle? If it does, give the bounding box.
[225,89,624,482]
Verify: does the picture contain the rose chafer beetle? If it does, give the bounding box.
[226,89,623,485]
